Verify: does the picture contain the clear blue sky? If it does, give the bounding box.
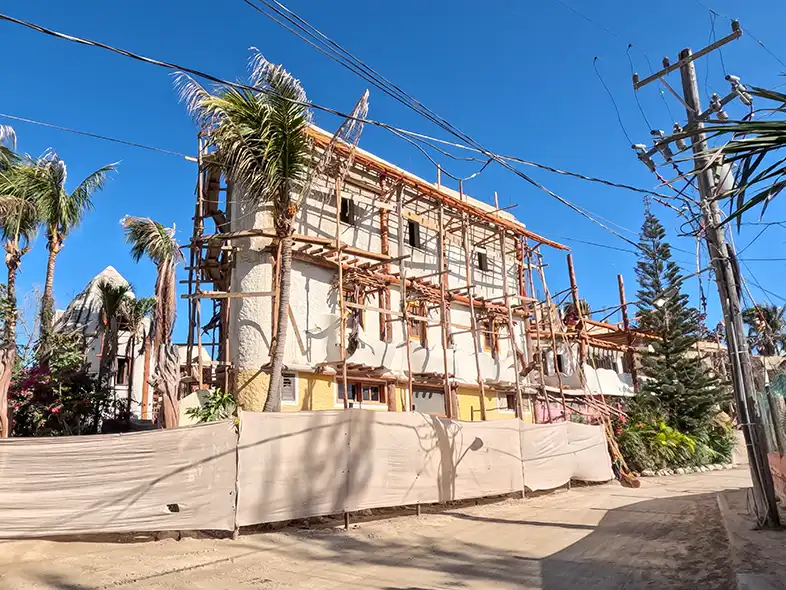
[2,0,785,342]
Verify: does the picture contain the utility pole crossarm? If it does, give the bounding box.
[633,20,742,90]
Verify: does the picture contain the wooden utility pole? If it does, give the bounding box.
[634,22,780,527]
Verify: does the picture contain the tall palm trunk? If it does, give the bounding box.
[0,241,22,438]
[39,231,62,351]
[126,334,136,421]
[265,232,293,412]
[153,260,179,428]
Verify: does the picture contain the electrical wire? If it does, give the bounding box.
[593,57,633,145]
[0,112,194,160]
[626,46,653,131]
[1,10,664,251]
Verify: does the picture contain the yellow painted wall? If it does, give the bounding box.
[280,372,337,412]
[455,386,532,423]
[395,385,408,412]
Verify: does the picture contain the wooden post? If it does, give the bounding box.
[567,253,586,365]
[195,137,205,391]
[617,274,639,394]
[185,135,204,384]
[396,186,414,411]
[335,178,349,409]
[499,228,524,420]
[526,243,551,423]
[537,251,567,419]
[379,207,391,342]
[437,202,455,418]
[459,181,486,420]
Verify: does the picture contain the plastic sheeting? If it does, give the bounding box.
[0,411,612,536]
[0,421,237,538]
[237,412,612,523]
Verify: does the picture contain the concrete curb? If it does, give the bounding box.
[716,491,781,590]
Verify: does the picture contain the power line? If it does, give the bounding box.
[593,57,633,145]
[1,9,666,247]
[0,112,194,160]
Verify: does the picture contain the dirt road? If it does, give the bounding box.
[0,469,749,589]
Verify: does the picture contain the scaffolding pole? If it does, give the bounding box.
[536,250,567,419]
[437,201,455,418]
[525,241,551,423]
[459,181,486,421]
[499,228,524,419]
[396,186,414,411]
[335,177,349,409]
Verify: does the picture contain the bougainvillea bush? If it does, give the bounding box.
[9,332,120,436]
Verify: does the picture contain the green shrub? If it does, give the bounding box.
[185,389,235,423]
[617,420,696,471]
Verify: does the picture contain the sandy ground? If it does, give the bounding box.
[0,469,751,589]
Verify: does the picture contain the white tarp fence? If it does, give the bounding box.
[0,411,612,537]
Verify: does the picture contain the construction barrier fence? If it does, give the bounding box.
[0,411,612,538]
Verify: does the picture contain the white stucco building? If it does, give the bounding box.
[55,266,153,419]
[189,126,637,422]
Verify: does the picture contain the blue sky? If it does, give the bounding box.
[1,0,785,343]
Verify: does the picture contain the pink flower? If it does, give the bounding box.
[51,405,63,415]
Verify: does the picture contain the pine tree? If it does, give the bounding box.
[634,211,727,434]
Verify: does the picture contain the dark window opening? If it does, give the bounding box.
[476,250,489,272]
[556,353,565,373]
[340,197,355,225]
[115,357,129,386]
[407,219,421,249]
[506,394,516,411]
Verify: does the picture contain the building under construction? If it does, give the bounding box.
[183,124,638,423]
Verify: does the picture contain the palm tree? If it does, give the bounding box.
[122,296,155,420]
[176,50,312,411]
[16,151,116,353]
[121,216,182,428]
[742,303,786,356]
[0,159,41,437]
[96,280,132,389]
[691,87,786,223]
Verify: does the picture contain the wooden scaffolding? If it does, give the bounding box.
[182,126,629,422]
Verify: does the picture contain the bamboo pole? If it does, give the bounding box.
[617,274,639,394]
[185,135,203,383]
[459,181,486,421]
[499,228,524,420]
[536,249,567,419]
[525,242,551,423]
[396,186,414,411]
[335,178,349,409]
[437,201,455,418]
[567,253,587,364]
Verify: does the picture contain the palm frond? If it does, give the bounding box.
[121,215,184,265]
[96,280,132,319]
[0,125,16,150]
[176,51,312,211]
[0,165,42,244]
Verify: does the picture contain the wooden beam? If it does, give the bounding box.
[181,291,274,300]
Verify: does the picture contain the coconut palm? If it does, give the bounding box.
[690,87,786,223]
[96,280,132,389]
[0,125,17,170]
[742,303,786,356]
[122,296,155,420]
[0,161,41,437]
[15,151,116,353]
[121,216,182,428]
[176,50,312,411]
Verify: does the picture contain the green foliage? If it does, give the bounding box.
[742,304,786,356]
[617,419,697,472]
[175,49,312,220]
[10,332,120,436]
[186,389,236,423]
[120,216,183,265]
[634,211,729,434]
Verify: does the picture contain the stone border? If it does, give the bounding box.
[637,463,737,477]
